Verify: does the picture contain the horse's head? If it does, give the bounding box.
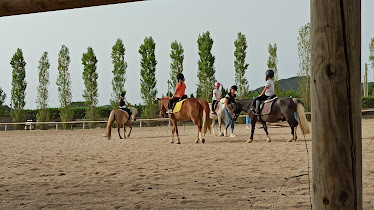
[130,107,138,121]
[231,101,241,121]
[158,97,170,118]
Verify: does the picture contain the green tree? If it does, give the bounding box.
[0,86,6,120]
[197,31,216,101]
[370,37,374,95]
[170,41,184,88]
[297,23,311,111]
[234,32,250,99]
[111,38,128,109]
[36,52,50,129]
[56,45,72,129]
[10,48,27,128]
[267,43,281,95]
[139,36,158,119]
[82,47,99,127]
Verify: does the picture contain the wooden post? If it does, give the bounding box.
[83,123,85,130]
[5,124,7,131]
[56,124,58,130]
[140,121,142,128]
[311,0,362,209]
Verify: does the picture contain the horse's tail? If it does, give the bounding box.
[105,110,116,140]
[199,99,211,135]
[293,98,310,135]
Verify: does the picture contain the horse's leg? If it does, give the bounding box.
[247,116,256,143]
[294,126,298,141]
[261,121,271,142]
[118,124,123,139]
[211,117,216,136]
[191,117,202,143]
[175,122,180,144]
[123,124,126,139]
[127,123,132,138]
[284,112,298,142]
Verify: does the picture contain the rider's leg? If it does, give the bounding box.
[224,107,231,136]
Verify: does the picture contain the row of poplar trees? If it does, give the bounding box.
[4,25,361,127]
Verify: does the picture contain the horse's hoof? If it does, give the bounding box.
[202,139,205,144]
[247,139,253,143]
[287,138,294,142]
[220,133,224,136]
[177,142,181,144]
[266,138,271,142]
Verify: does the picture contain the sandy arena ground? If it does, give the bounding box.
[1,119,373,209]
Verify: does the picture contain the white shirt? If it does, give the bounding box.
[265,80,275,96]
[212,89,222,101]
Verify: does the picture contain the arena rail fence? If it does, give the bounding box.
[1,109,373,131]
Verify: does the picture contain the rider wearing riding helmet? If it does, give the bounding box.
[212,82,222,115]
[119,92,132,119]
[224,85,237,137]
[251,69,276,114]
[166,73,186,114]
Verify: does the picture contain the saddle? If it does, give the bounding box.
[258,96,278,115]
[173,99,188,113]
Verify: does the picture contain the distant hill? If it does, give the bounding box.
[253,76,303,92]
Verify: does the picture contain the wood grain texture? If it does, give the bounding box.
[311,0,362,209]
[0,0,143,17]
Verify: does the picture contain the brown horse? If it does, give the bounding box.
[105,107,138,140]
[158,97,211,144]
[232,98,310,143]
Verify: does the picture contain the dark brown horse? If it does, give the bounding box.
[158,97,211,144]
[105,107,138,140]
[232,98,310,143]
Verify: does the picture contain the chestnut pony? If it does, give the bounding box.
[158,97,211,144]
[105,107,138,140]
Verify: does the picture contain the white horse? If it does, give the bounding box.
[204,98,226,136]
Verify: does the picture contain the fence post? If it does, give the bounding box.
[83,123,85,130]
[56,124,58,130]
[140,120,142,128]
[30,123,32,131]
[5,124,7,131]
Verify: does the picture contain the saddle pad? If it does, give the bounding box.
[173,99,187,113]
[261,100,276,115]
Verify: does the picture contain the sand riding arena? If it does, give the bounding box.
[1,119,374,209]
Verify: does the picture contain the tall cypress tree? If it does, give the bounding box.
[170,41,184,89]
[10,48,27,128]
[82,47,99,127]
[267,43,281,95]
[111,38,127,109]
[36,52,50,129]
[297,23,311,111]
[234,32,250,99]
[56,45,72,128]
[139,36,158,119]
[197,31,216,101]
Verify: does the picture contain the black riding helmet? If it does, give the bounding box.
[265,69,275,79]
[176,73,184,81]
[231,85,238,91]
[121,92,126,97]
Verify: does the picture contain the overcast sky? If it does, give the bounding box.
[0,0,373,109]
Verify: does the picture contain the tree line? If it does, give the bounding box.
[1,26,373,127]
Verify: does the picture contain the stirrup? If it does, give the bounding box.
[166,110,173,114]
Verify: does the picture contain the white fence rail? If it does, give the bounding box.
[1,109,373,131]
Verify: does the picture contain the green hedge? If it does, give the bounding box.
[362,96,374,109]
[23,104,145,122]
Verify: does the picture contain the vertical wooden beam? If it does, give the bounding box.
[311,0,362,209]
